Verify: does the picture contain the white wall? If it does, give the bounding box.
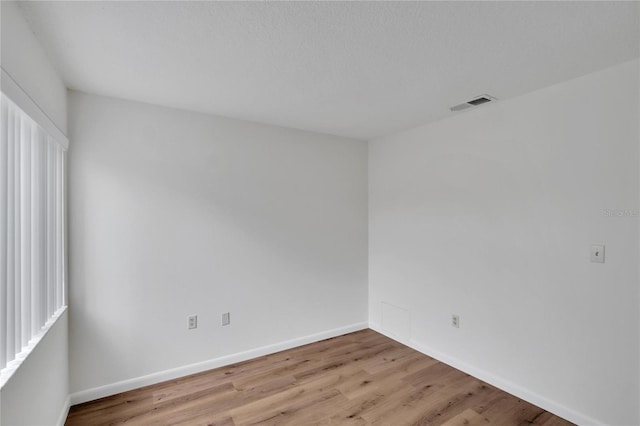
[0,2,70,426]
[0,311,69,426]
[368,60,639,426]
[67,91,368,399]
[0,2,67,135]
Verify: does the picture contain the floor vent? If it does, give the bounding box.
[450,94,496,112]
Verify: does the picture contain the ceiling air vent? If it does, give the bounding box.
[450,94,497,112]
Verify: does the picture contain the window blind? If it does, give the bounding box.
[0,91,67,383]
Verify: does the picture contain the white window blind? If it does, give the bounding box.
[0,91,67,385]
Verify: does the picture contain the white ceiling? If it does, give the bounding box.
[17,1,640,141]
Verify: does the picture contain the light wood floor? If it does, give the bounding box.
[65,329,574,426]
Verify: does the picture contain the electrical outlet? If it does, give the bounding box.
[451,314,460,328]
[188,315,197,330]
[591,245,605,263]
[222,312,230,326]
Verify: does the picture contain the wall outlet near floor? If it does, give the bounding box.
[188,315,198,330]
[590,244,605,263]
[451,314,460,328]
[221,312,231,326]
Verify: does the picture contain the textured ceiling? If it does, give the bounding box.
[17,1,640,140]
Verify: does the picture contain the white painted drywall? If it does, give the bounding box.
[0,311,69,426]
[1,1,67,135]
[67,91,368,397]
[369,60,639,425]
[0,2,70,426]
[16,1,640,140]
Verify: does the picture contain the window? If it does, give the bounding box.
[0,89,67,387]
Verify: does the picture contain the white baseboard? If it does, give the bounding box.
[56,395,71,426]
[369,323,603,426]
[70,322,368,405]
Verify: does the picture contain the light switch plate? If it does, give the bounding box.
[591,245,605,263]
[221,312,230,326]
[188,315,197,329]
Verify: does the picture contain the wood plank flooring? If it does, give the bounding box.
[65,329,574,426]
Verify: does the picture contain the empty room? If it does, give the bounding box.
[1,1,639,425]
